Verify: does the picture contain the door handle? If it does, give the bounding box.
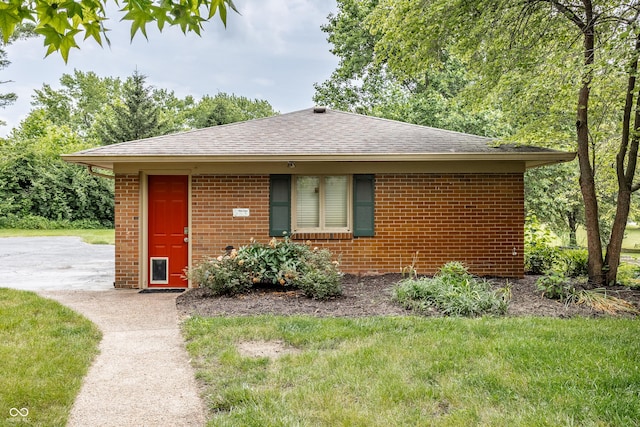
[184,237,189,243]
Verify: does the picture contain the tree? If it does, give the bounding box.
[361,0,640,285]
[313,0,509,137]
[0,0,238,61]
[525,163,583,247]
[0,113,114,226]
[186,93,277,129]
[31,70,122,138]
[95,70,166,145]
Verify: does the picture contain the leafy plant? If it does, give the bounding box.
[535,273,575,301]
[393,262,509,317]
[187,236,343,300]
[294,249,343,300]
[616,263,640,288]
[558,248,588,278]
[524,215,560,275]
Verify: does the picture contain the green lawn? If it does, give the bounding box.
[0,289,101,426]
[0,229,115,245]
[183,315,640,426]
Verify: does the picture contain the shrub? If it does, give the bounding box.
[0,214,110,229]
[616,263,640,288]
[558,249,588,278]
[524,215,560,274]
[293,248,342,299]
[187,250,253,296]
[535,272,575,301]
[393,262,509,317]
[187,236,343,300]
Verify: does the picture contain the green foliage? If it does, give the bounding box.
[187,236,343,300]
[525,163,583,246]
[0,0,238,62]
[0,214,106,230]
[293,248,343,300]
[559,248,589,278]
[186,93,278,129]
[535,273,574,301]
[94,70,166,145]
[616,263,640,288]
[0,124,114,227]
[524,216,560,275]
[313,0,508,137]
[31,70,122,139]
[393,262,509,317]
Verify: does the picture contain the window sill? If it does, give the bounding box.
[291,232,353,241]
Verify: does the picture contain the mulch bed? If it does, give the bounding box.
[176,273,640,318]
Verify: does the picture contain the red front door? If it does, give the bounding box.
[148,175,189,288]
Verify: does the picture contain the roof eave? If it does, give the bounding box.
[61,152,577,170]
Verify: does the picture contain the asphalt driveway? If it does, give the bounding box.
[0,236,114,291]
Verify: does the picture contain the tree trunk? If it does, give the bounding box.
[574,0,604,285]
[604,32,640,285]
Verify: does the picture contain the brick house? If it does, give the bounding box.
[63,107,574,289]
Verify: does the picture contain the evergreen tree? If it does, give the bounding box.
[95,70,165,145]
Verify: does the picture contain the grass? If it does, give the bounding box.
[0,289,101,426]
[183,315,640,426]
[0,229,115,245]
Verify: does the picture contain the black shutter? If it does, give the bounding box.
[269,175,291,236]
[353,174,375,237]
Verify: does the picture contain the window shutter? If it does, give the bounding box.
[270,175,291,236]
[353,174,375,237]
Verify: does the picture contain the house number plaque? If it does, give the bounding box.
[233,208,250,217]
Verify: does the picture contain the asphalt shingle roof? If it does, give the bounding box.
[69,108,550,156]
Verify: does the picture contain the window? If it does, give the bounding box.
[269,174,374,237]
[293,175,350,232]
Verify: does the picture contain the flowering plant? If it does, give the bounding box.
[187,234,343,299]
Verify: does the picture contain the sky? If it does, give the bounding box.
[0,0,339,136]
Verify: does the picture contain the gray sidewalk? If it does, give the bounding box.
[40,290,206,427]
[0,237,205,426]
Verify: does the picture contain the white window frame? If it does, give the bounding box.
[292,175,352,233]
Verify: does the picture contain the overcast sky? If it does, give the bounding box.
[0,0,339,136]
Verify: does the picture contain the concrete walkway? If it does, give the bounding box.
[0,237,205,426]
[40,289,206,427]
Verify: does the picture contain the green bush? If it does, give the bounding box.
[0,214,109,229]
[535,273,575,301]
[524,216,560,274]
[392,262,509,317]
[187,251,253,296]
[616,263,640,288]
[294,248,342,299]
[559,248,588,278]
[187,236,343,300]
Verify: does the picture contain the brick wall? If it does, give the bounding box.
[113,173,524,288]
[114,174,140,288]
[191,175,271,263]
[191,173,524,278]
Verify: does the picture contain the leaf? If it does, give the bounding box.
[82,20,103,45]
[120,0,154,40]
[0,5,21,43]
